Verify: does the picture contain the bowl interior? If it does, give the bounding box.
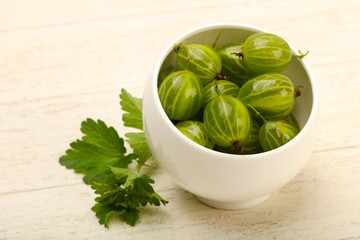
[157,25,314,131]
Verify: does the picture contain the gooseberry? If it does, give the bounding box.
[283,113,301,132]
[176,120,214,149]
[203,95,252,151]
[203,80,240,108]
[214,120,261,154]
[158,70,203,120]
[175,42,222,85]
[259,119,299,151]
[242,33,292,74]
[158,65,176,86]
[239,120,262,154]
[238,72,297,119]
[217,42,254,86]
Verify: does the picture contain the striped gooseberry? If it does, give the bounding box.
[239,120,262,154]
[203,95,252,151]
[259,119,299,151]
[176,120,214,149]
[214,120,261,154]
[241,33,292,74]
[217,42,254,86]
[175,42,222,85]
[158,65,176,86]
[158,70,203,121]
[283,113,301,132]
[203,80,240,108]
[238,72,297,120]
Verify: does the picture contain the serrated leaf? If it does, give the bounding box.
[132,175,166,207]
[90,167,166,227]
[92,184,123,207]
[110,166,140,188]
[120,88,143,130]
[125,132,152,168]
[82,165,115,185]
[60,89,168,228]
[81,118,127,153]
[110,166,168,207]
[59,119,134,184]
[137,175,155,194]
[123,208,140,226]
[91,203,125,228]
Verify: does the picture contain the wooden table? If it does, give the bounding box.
[1,1,359,239]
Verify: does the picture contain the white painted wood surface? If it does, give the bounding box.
[1,0,359,239]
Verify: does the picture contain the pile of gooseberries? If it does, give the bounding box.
[158,32,307,154]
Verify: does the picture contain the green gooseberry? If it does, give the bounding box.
[214,119,262,154]
[238,72,296,120]
[158,70,203,121]
[217,42,254,86]
[203,95,252,150]
[203,80,240,108]
[283,113,301,132]
[259,119,299,151]
[158,65,176,86]
[242,33,293,74]
[175,42,222,85]
[176,120,214,149]
[240,119,262,154]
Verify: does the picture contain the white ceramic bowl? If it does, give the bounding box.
[143,23,318,209]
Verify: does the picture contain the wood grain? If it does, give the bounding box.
[1,0,359,239]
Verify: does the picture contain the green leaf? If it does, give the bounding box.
[82,165,115,185]
[125,132,152,169]
[59,119,135,184]
[91,202,139,227]
[120,88,143,130]
[81,153,137,185]
[110,167,168,207]
[91,203,125,228]
[110,166,140,189]
[90,167,167,227]
[92,182,126,207]
[123,208,140,226]
[60,89,168,228]
[81,118,126,154]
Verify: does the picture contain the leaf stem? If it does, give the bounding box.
[135,163,142,173]
[135,160,155,172]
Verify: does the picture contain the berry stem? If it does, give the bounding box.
[174,41,190,59]
[174,41,192,70]
[216,73,228,80]
[174,41,186,53]
[231,51,243,59]
[294,86,303,98]
[212,30,224,49]
[246,104,267,124]
[231,141,244,153]
[294,88,302,97]
[292,50,309,59]
[213,80,222,96]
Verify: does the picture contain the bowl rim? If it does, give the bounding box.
[149,22,319,161]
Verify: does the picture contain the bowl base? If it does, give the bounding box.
[195,194,270,210]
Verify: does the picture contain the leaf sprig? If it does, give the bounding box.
[59,88,168,227]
